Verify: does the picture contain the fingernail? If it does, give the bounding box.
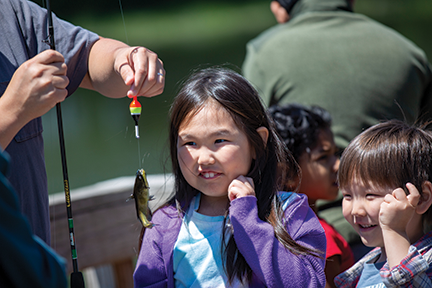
[125,75,134,85]
[127,90,135,98]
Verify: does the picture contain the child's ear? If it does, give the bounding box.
[251,127,269,159]
[416,181,432,215]
[256,127,269,148]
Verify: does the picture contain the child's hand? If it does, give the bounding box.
[228,176,255,201]
[379,183,421,235]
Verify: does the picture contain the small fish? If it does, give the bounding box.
[130,169,155,228]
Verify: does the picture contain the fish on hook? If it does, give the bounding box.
[129,169,155,228]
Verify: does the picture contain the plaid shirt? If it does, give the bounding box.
[335,231,432,288]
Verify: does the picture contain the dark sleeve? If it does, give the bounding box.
[0,151,67,288]
[11,0,100,96]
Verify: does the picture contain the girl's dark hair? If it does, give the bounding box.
[338,119,432,229]
[169,67,321,283]
[268,103,332,162]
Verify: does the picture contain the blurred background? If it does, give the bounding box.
[34,0,432,194]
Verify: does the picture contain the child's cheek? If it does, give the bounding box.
[341,200,352,221]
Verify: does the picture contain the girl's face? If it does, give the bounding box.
[341,181,393,248]
[177,101,254,200]
[298,128,339,202]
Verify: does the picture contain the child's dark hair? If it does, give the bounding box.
[169,67,322,283]
[338,119,432,230]
[268,103,332,162]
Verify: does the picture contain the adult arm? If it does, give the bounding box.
[229,195,326,288]
[80,37,165,98]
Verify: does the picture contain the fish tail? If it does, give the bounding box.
[139,213,155,229]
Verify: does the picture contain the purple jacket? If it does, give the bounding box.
[133,193,326,287]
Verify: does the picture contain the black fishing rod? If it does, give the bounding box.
[44,1,85,287]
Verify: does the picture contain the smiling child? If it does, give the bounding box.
[133,68,327,287]
[269,103,354,288]
[335,120,432,287]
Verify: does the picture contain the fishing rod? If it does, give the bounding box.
[44,1,85,287]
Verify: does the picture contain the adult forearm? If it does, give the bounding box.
[0,95,31,150]
[83,37,129,98]
[83,37,164,98]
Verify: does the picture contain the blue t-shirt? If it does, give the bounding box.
[173,192,295,287]
[357,260,385,288]
[173,194,247,288]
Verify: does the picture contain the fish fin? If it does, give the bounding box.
[126,194,134,202]
[144,221,157,229]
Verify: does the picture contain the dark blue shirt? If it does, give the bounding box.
[0,149,67,287]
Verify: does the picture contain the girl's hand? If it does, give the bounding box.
[228,176,255,201]
[379,183,421,235]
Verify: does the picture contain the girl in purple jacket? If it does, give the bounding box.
[133,67,326,288]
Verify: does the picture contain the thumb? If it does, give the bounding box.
[119,63,136,98]
[119,62,134,86]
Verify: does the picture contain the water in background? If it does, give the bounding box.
[42,90,172,194]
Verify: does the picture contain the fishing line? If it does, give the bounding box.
[118,0,129,44]
[119,0,143,166]
[138,138,142,167]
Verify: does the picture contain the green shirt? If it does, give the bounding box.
[243,0,432,149]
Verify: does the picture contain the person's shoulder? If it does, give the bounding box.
[6,0,47,26]
[278,191,307,210]
[246,23,291,53]
[350,12,426,52]
[8,0,41,13]
[152,202,179,219]
[279,192,315,225]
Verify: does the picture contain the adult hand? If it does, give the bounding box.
[116,46,165,98]
[83,38,165,98]
[228,175,255,201]
[0,49,68,149]
[4,49,68,121]
[379,182,421,235]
